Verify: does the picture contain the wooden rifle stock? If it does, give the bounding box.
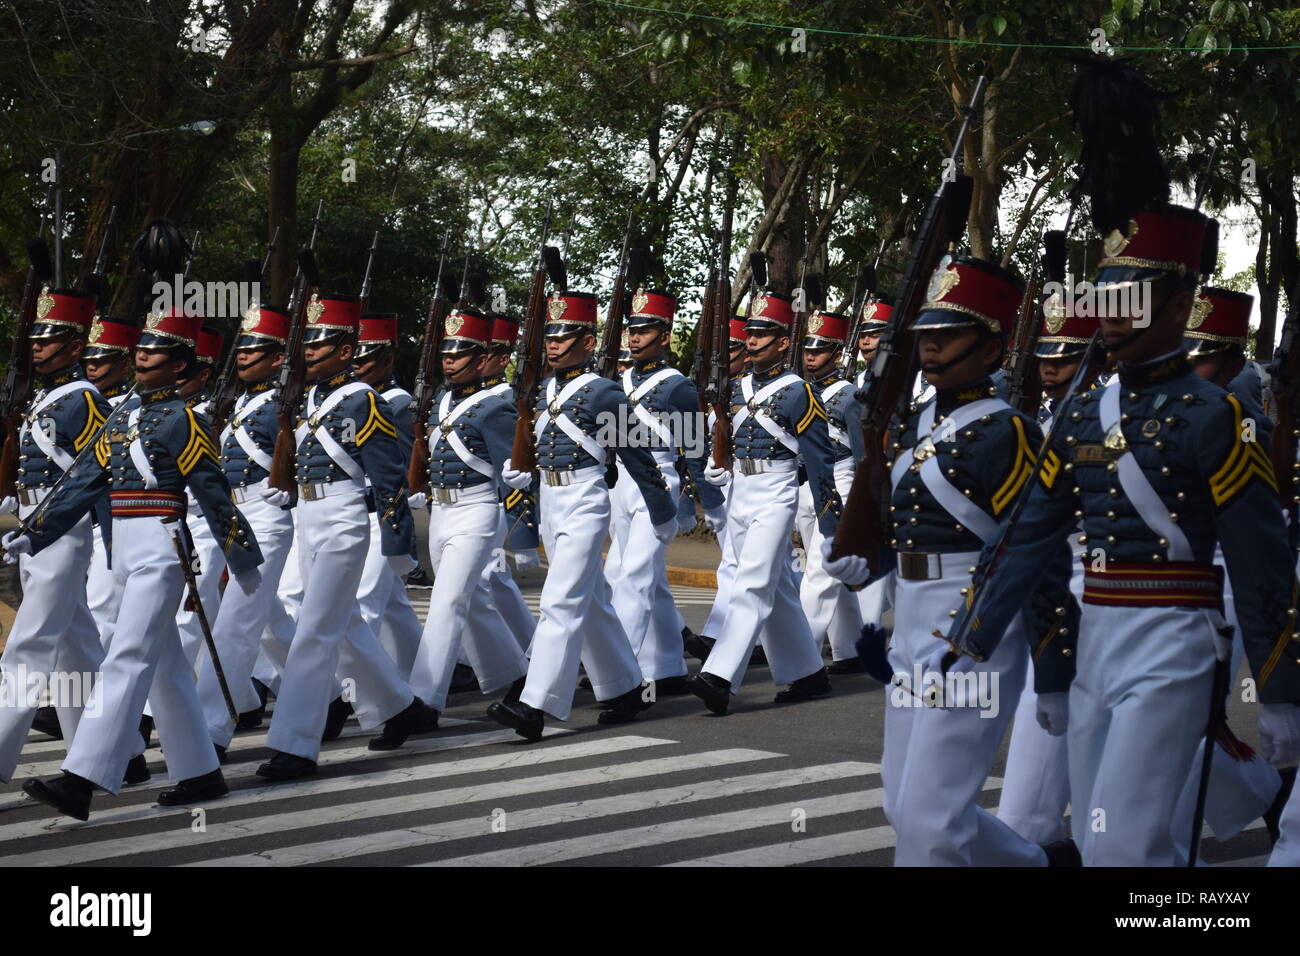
[710,273,734,469]
[407,243,453,495]
[1005,269,1043,416]
[1270,281,1300,529]
[510,234,553,471]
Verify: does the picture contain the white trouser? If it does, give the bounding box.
[0,508,102,783]
[1270,776,1300,866]
[996,549,1082,844]
[253,519,306,694]
[702,467,823,690]
[1069,602,1219,865]
[1171,588,1281,860]
[63,516,218,793]
[886,554,1044,866]
[520,473,643,720]
[358,510,422,681]
[481,511,535,651]
[702,482,736,638]
[608,458,687,681]
[411,488,528,711]
[174,508,224,669]
[197,495,296,748]
[265,492,412,761]
[795,464,862,661]
[86,525,119,647]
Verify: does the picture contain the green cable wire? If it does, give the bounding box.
[592,0,1300,53]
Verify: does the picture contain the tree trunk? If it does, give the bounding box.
[266,123,303,305]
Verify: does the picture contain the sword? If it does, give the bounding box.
[171,523,238,724]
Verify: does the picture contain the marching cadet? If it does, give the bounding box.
[937,206,1300,866]
[996,293,1097,846]
[691,291,839,714]
[825,257,1071,866]
[696,313,751,653]
[256,294,434,781]
[0,289,109,782]
[6,308,263,820]
[478,311,540,651]
[353,312,424,679]
[852,297,892,388]
[82,316,139,651]
[196,305,298,753]
[172,325,227,672]
[1171,286,1291,858]
[489,286,679,740]
[406,307,528,717]
[608,288,726,692]
[795,309,865,672]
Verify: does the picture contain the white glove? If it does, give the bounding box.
[259,479,291,508]
[388,553,417,578]
[1258,703,1300,766]
[820,539,868,587]
[676,510,698,534]
[232,567,262,597]
[501,458,532,491]
[2,530,32,565]
[1036,692,1069,736]
[704,464,731,488]
[512,548,541,570]
[652,519,677,544]
[703,505,727,534]
[0,496,16,515]
[408,491,428,511]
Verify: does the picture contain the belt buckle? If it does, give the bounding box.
[299,483,320,501]
[738,459,757,476]
[433,488,456,504]
[543,469,569,487]
[898,552,942,581]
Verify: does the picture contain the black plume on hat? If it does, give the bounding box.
[134,219,190,278]
[27,238,53,283]
[1071,59,1170,236]
[802,273,824,310]
[749,251,767,290]
[542,245,567,292]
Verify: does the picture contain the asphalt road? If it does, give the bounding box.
[0,563,1280,867]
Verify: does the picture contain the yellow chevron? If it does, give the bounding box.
[1039,448,1062,490]
[1208,395,1278,506]
[1259,577,1299,689]
[795,384,827,434]
[178,409,219,476]
[356,392,398,446]
[94,431,111,468]
[73,392,106,452]
[991,416,1036,515]
[505,489,523,509]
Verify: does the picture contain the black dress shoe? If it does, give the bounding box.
[122,753,151,786]
[749,645,768,667]
[139,714,155,749]
[688,672,731,716]
[235,706,264,731]
[23,773,93,821]
[486,699,545,742]
[31,706,63,739]
[256,751,317,781]
[158,769,229,807]
[1041,838,1082,867]
[598,685,653,724]
[827,656,867,675]
[1265,766,1297,845]
[502,676,526,705]
[578,675,593,691]
[449,662,478,694]
[251,678,271,709]
[369,699,439,751]
[774,668,832,703]
[321,696,354,742]
[648,674,693,697]
[683,629,715,663]
[214,744,227,764]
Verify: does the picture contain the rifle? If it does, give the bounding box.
[509,209,558,472]
[787,241,811,370]
[789,268,821,377]
[598,208,639,379]
[1270,278,1300,537]
[268,200,324,493]
[1004,260,1042,416]
[692,242,719,422]
[406,233,453,495]
[840,261,868,371]
[184,230,202,279]
[359,229,381,311]
[211,228,280,433]
[84,204,117,305]
[1,200,55,498]
[708,169,738,469]
[829,75,987,566]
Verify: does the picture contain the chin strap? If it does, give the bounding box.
[547,336,583,366]
[33,338,77,375]
[920,335,985,375]
[305,340,344,371]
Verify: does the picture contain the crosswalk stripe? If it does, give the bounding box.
[665,825,897,866]
[2,748,779,866]
[0,735,674,845]
[193,760,876,867]
[18,715,480,759]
